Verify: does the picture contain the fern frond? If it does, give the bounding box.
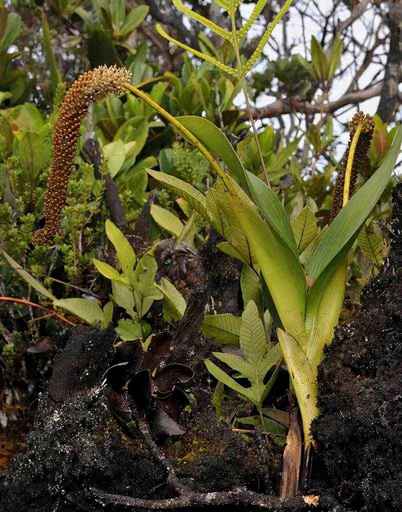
[156,23,237,76]
[172,0,232,42]
[237,0,268,41]
[240,0,293,77]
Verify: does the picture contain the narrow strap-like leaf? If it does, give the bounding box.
[172,0,232,41]
[156,24,237,77]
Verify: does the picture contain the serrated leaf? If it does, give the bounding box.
[105,220,136,277]
[240,301,267,364]
[291,206,319,252]
[150,204,184,237]
[53,298,104,326]
[2,251,56,301]
[202,313,241,345]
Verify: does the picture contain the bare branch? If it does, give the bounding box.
[90,487,310,510]
[246,83,383,120]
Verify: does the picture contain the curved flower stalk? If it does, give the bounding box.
[32,65,131,246]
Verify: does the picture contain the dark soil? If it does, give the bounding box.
[0,185,401,512]
[311,183,402,511]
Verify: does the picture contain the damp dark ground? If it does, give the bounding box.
[0,186,401,512]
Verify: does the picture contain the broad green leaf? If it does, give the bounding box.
[2,251,56,301]
[93,258,124,282]
[245,171,298,255]
[216,241,249,264]
[177,116,248,189]
[240,301,267,364]
[156,277,187,321]
[115,318,142,341]
[306,252,347,369]
[227,177,306,339]
[202,313,241,344]
[306,126,402,281]
[112,281,136,319]
[148,170,208,218]
[16,128,51,179]
[105,220,136,276]
[150,204,184,237]
[103,140,127,178]
[291,206,318,252]
[277,329,318,448]
[111,0,125,31]
[53,298,104,326]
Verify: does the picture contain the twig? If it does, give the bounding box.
[90,486,307,510]
[0,296,76,326]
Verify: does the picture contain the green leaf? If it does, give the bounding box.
[245,171,298,255]
[328,35,343,80]
[277,329,318,448]
[115,318,142,341]
[205,359,253,401]
[93,258,124,282]
[212,352,253,379]
[112,281,136,319]
[311,35,328,81]
[358,224,384,266]
[2,251,56,301]
[177,116,248,189]
[103,140,127,178]
[148,170,208,218]
[105,220,136,277]
[306,126,402,281]
[53,298,104,326]
[240,265,262,311]
[227,177,306,340]
[202,313,241,344]
[0,11,22,52]
[102,301,114,329]
[150,204,184,237]
[240,301,267,364]
[156,277,187,322]
[120,6,149,37]
[291,206,319,252]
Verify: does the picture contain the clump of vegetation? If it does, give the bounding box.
[0,0,401,508]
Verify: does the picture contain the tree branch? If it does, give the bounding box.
[246,83,383,120]
[90,487,311,510]
[377,1,402,122]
